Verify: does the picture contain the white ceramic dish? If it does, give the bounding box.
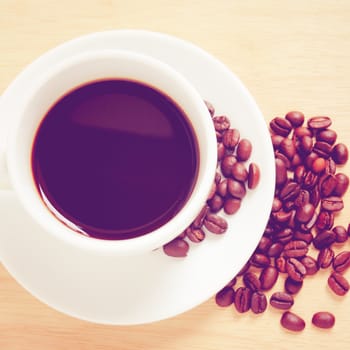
[0,30,275,325]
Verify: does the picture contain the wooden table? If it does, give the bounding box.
[1,1,350,349]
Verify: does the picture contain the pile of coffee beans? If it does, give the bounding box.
[215,110,350,332]
[163,101,260,257]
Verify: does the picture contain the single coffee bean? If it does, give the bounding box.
[294,189,310,207]
[286,258,306,282]
[217,142,225,161]
[281,311,305,332]
[204,213,228,234]
[223,198,241,215]
[292,153,302,167]
[284,240,308,258]
[192,205,209,228]
[312,157,326,173]
[321,196,344,212]
[331,143,348,164]
[204,100,215,117]
[295,203,315,223]
[270,292,294,310]
[316,211,334,231]
[293,231,313,245]
[275,151,292,169]
[300,256,319,275]
[260,266,278,290]
[185,227,205,243]
[275,228,293,244]
[312,312,335,329]
[257,236,273,254]
[333,225,348,243]
[328,271,349,296]
[317,248,334,269]
[320,173,337,197]
[213,115,230,132]
[326,158,337,174]
[279,182,300,201]
[275,158,287,187]
[227,179,246,199]
[313,141,332,158]
[284,277,303,295]
[294,126,312,138]
[333,173,349,197]
[272,210,292,224]
[251,291,267,314]
[222,128,240,149]
[221,155,237,177]
[248,163,260,189]
[215,286,235,307]
[307,116,332,130]
[305,152,319,170]
[231,162,248,182]
[234,287,252,313]
[303,170,318,189]
[313,230,336,249]
[333,251,350,273]
[272,134,284,150]
[250,253,270,268]
[285,111,305,127]
[298,135,313,155]
[207,194,224,213]
[294,165,306,184]
[243,272,261,291]
[216,179,228,197]
[163,238,189,257]
[316,129,337,145]
[309,186,321,208]
[276,256,287,273]
[270,117,292,137]
[237,139,252,161]
[280,138,296,160]
[284,200,295,212]
[267,242,284,257]
[272,197,283,212]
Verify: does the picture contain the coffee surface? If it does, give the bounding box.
[32,79,198,240]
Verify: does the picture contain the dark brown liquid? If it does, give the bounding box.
[31,79,199,240]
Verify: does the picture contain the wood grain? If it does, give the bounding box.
[1,1,350,349]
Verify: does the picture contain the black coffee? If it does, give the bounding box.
[31,79,199,240]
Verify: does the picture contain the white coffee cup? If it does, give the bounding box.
[0,49,217,255]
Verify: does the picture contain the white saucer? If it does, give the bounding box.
[0,30,275,325]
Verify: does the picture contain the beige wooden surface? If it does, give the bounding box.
[1,0,350,349]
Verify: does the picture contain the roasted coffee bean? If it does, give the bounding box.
[231,162,248,182]
[272,210,292,224]
[272,134,284,149]
[215,286,235,307]
[217,142,225,161]
[257,236,273,254]
[237,139,252,161]
[275,151,292,169]
[309,186,321,207]
[321,196,344,212]
[298,135,313,155]
[294,126,312,138]
[317,247,334,269]
[204,100,215,117]
[316,211,334,231]
[328,271,349,296]
[270,292,294,310]
[270,117,292,137]
[204,213,228,234]
[207,182,217,201]
[284,200,295,212]
[221,155,237,177]
[163,238,189,257]
[226,277,237,288]
[275,158,288,187]
[250,253,270,268]
[307,116,332,130]
[222,128,240,149]
[281,311,305,332]
[227,179,246,199]
[303,170,318,189]
[292,153,302,167]
[311,157,326,173]
[251,291,267,314]
[313,141,332,158]
[207,194,224,213]
[213,115,230,132]
[316,129,337,145]
[294,189,310,207]
[293,231,313,245]
[280,138,296,160]
[333,251,350,273]
[284,277,303,295]
[279,182,300,201]
[243,272,261,291]
[331,143,348,164]
[185,227,205,243]
[248,163,260,189]
[333,173,349,197]
[285,111,305,128]
[272,197,283,212]
[223,198,241,215]
[275,228,293,244]
[312,312,335,329]
[305,152,319,170]
[267,242,284,257]
[286,258,306,282]
[313,230,336,249]
[333,225,348,243]
[276,256,287,273]
[294,165,306,184]
[217,179,228,197]
[284,240,308,258]
[295,203,315,223]
[192,205,209,228]
[320,173,337,197]
[301,256,319,275]
[234,287,252,313]
[260,266,278,291]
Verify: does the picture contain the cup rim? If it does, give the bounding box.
[6,49,217,255]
